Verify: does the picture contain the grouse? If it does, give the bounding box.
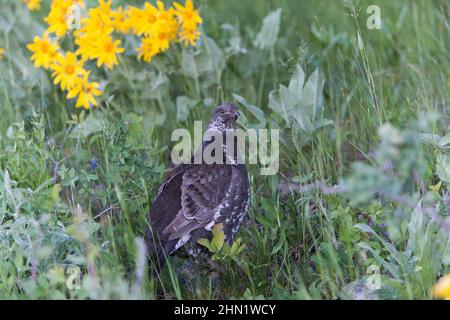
[146,103,250,270]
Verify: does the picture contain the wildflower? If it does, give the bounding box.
[44,0,70,38]
[156,1,178,41]
[173,0,202,47]
[50,52,84,91]
[73,0,115,62]
[94,36,124,69]
[67,71,102,110]
[22,0,41,11]
[45,0,79,38]
[136,37,159,62]
[126,6,144,35]
[89,158,99,171]
[179,25,201,47]
[27,33,59,69]
[432,274,450,300]
[0,48,4,60]
[154,26,171,52]
[112,6,130,33]
[73,0,112,40]
[97,0,112,17]
[132,2,160,36]
[173,0,202,29]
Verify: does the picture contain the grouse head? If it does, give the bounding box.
[207,103,240,131]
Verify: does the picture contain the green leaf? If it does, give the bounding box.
[254,9,282,50]
[229,238,245,255]
[420,133,441,147]
[268,65,332,133]
[181,36,225,81]
[271,228,285,254]
[357,241,401,279]
[436,153,450,183]
[180,50,198,79]
[211,224,225,252]
[198,36,225,76]
[197,238,212,251]
[176,96,197,122]
[355,223,406,274]
[438,133,450,149]
[232,93,267,126]
[268,87,292,124]
[288,64,305,97]
[72,113,107,139]
[51,183,60,202]
[297,68,325,128]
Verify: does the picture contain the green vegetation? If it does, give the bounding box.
[0,0,449,299]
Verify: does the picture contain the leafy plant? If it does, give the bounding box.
[269,64,333,134]
[197,224,246,261]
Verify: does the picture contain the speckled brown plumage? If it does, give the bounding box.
[146,103,250,270]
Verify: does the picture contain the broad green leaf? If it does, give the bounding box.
[196,36,225,76]
[301,68,325,123]
[211,224,225,252]
[438,133,450,149]
[181,36,225,85]
[232,93,267,126]
[254,9,282,50]
[180,50,198,79]
[72,113,107,139]
[420,133,442,147]
[436,153,450,183]
[357,241,401,279]
[197,238,212,251]
[355,223,406,271]
[176,96,197,122]
[268,86,294,124]
[268,64,304,125]
[288,64,305,97]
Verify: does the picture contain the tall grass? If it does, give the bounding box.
[0,0,449,299]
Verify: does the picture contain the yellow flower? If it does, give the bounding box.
[156,1,178,41]
[50,52,84,91]
[74,5,114,62]
[45,2,70,38]
[173,0,202,29]
[126,6,144,35]
[0,48,4,60]
[97,0,112,17]
[94,36,124,69]
[432,274,450,300]
[67,71,102,110]
[136,37,159,63]
[27,33,59,69]
[84,5,113,32]
[173,0,202,47]
[154,24,171,52]
[179,25,201,47]
[132,2,160,36]
[22,0,41,11]
[112,6,130,33]
[74,34,94,61]
[44,1,84,36]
